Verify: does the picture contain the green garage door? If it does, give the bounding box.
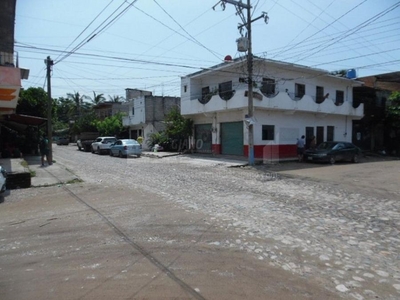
[221,122,243,155]
[195,124,212,153]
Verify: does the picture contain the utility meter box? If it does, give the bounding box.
[236,37,249,52]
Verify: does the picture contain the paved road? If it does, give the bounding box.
[0,145,399,299]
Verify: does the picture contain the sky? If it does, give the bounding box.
[14,0,400,100]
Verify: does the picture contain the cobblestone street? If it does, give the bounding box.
[2,145,400,299]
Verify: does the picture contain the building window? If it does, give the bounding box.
[260,77,275,96]
[132,107,135,115]
[327,126,334,141]
[184,85,187,93]
[295,83,305,98]
[316,86,324,103]
[219,81,234,100]
[202,86,210,98]
[199,86,211,104]
[335,90,344,105]
[262,125,275,140]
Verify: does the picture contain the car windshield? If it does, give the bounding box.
[316,142,336,150]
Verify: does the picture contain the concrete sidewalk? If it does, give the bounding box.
[0,155,80,189]
[24,155,80,187]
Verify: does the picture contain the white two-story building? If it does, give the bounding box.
[181,57,364,160]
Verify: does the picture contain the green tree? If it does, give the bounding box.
[55,96,74,123]
[387,91,400,127]
[17,87,49,117]
[70,111,98,135]
[93,113,123,136]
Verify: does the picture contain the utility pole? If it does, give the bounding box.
[45,56,53,165]
[215,0,268,165]
[246,0,255,166]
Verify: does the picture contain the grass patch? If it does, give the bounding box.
[20,160,36,177]
[20,160,28,168]
[65,178,83,184]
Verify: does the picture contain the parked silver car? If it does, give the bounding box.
[91,137,117,155]
[0,166,7,193]
[109,139,142,158]
[56,136,69,145]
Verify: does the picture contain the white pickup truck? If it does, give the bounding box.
[91,137,117,155]
[77,132,99,152]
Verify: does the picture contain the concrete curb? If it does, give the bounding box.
[141,152,181,158]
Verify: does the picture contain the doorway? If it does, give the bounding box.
[316,126,324,145]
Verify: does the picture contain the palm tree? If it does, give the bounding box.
[67,92,88,119]
[89,91,106,105]
[108,95,125,103]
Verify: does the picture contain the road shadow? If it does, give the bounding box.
[254,153,400,173]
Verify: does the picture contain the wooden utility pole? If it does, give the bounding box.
[45,56,53,165]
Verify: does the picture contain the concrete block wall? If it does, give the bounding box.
[145,96,180,124]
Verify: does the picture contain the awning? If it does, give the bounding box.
[0,114,47,132]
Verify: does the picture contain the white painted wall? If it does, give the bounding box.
[252,110,354,146]
[122,96,146,127]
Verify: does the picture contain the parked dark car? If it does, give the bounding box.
[304,141,361,164]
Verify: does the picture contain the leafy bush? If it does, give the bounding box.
[146,132,169,149]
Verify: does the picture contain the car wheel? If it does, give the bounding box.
[352,154,359,163]
[109,150,113,157]
[329,156,336,165]
[91,147,95,154]
[137,154,141,158]
[97,147,101,155]
[78,146,81,151]
[119,151,123,158]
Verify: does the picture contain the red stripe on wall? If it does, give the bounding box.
[244,144,297,159]
[212,144,297,159]
[212,144,221,154]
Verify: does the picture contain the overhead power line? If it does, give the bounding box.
[16,44,204,70]
[153,0,222,60]
[54,0,115,62]
[271,0,367,59]
[291,1,400,63]
[56,0,138,65]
